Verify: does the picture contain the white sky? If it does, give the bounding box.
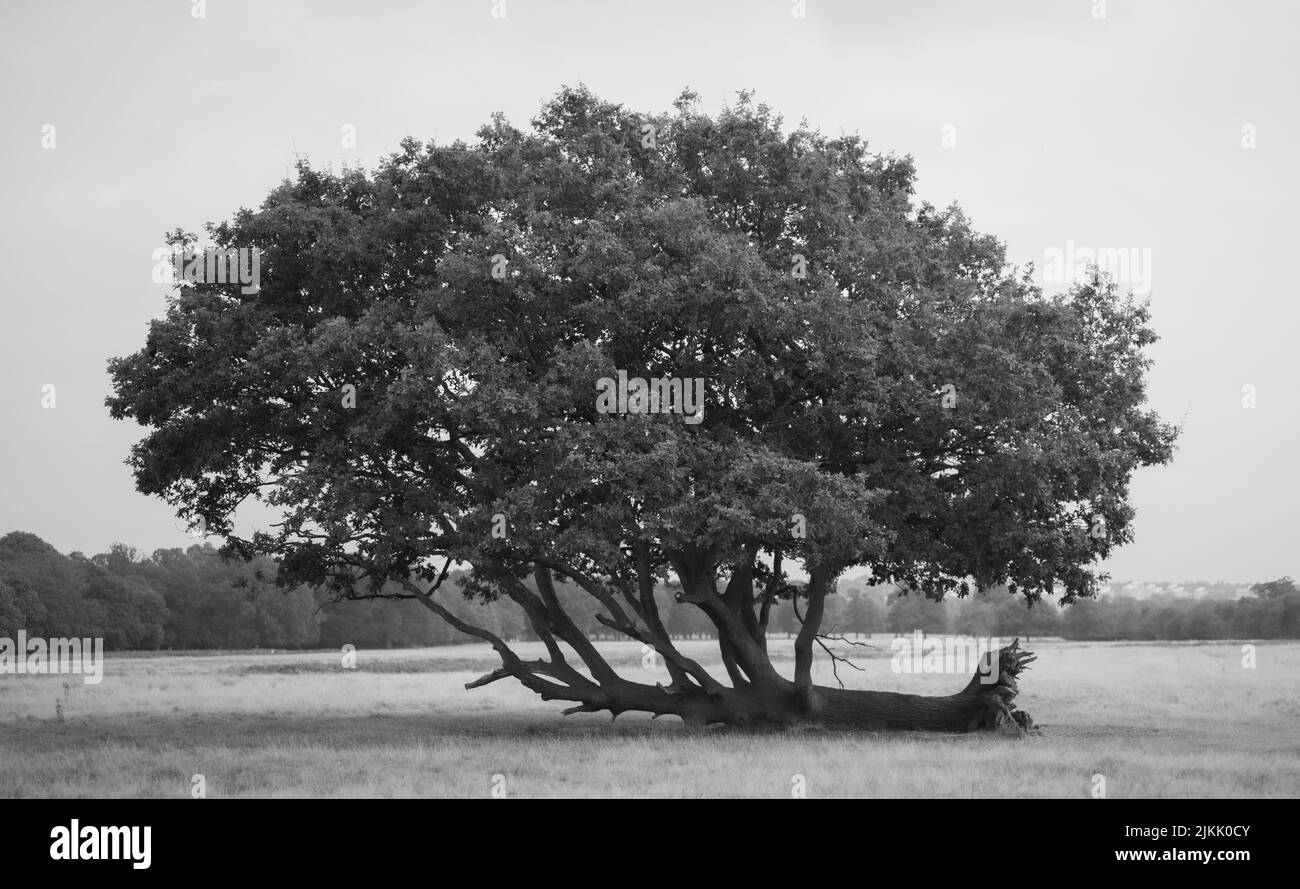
[0,0,1295,583]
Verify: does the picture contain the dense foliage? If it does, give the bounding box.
[102,87,1182,728]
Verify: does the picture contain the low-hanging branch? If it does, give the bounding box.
[388,547,1039,733]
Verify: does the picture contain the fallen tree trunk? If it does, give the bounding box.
[411,571,1039,736]
[461,632,1039,735]
[810,640,1038,733]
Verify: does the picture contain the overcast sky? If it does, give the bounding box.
[1,0,1295,583]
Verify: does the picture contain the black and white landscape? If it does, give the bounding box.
[1,1,1296,810]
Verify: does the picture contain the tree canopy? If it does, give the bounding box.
[107,86,1177,730]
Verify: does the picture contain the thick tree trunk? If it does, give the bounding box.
[410,564,1039,736]
[809,640,1038,733]
[546,641,1039,734]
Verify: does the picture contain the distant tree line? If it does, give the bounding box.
[1,532,1295,650]
[869,580,1300,641]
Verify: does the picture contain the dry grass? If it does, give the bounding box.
[1,637,1296,798]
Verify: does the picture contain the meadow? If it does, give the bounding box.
[1,638,1296,798]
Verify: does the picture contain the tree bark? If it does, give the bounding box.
[658,640,1038,732]
[810,641,1038,733]
[409,563,1039,735]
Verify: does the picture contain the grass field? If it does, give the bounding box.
[2,637,1297,798]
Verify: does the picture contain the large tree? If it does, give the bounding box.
[108,87,1176,731]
